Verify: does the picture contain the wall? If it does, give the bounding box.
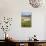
[44,15,46,40]
[0,0,46,40]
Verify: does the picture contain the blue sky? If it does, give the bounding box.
[21,12,32,16]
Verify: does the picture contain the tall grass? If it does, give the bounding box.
[21,20,32,27]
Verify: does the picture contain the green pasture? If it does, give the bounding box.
[21,20,32,27]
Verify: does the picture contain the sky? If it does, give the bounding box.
[21,12,32,16]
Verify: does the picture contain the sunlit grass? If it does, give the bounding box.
[21,20,32,27]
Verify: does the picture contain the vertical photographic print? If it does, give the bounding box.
[21,12,32,27]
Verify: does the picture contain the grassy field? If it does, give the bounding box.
[21,20,32,27]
